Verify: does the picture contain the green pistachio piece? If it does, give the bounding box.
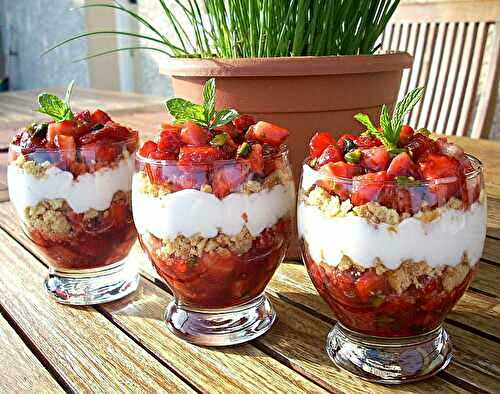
[345,149,362,164]
[237,142,251,157]
[209,132,228,147]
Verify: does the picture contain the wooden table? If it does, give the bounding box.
[0,88,499,393]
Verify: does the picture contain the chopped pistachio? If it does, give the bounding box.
[237,142,251,157]
[210,132,228,147]
[345,149,362,164]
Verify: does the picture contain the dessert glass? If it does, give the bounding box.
[297,154,486,383]
[133,147,295,345]
[8,138,139,305]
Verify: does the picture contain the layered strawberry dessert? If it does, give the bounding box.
[133,81,294,310]
[8,86,138,272]
[298,89,486,337]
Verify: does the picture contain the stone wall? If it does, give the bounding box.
[0,0,90,90]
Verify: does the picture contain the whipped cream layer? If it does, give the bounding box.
[132,174,295,239]
[298,199,486,270]
[8,155,135,215]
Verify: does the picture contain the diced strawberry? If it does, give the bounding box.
[47,120,76,145]
[406,133,439,161]
[419,153,462,201]
[317,162,361,199]
[351,171,388,205]
[220,132,238,159]
[355,135,382,149]
[90,109,111,126]
[180,121,211,146]
[382,186,423,214]
[386,152,419,179]
[178,146,223,164]
[233,114,256,131]
[360,146,390,172]
[320,161,362,179]
[309,131,335,158]
[247,121,289,146]
[355,270,387,303]
[315,144,343,168]
[149,151,177,160]
[248,143,264,174]
[214,123,241,140]
[78,122,131,144]
[398,125,414,146]
[436,137,465,160]
[337,134,357,152]
[96,142,120,164]
[54,134,76,164]
[139,140,158,157]
[158,130,183,154]
[212,163,250,198]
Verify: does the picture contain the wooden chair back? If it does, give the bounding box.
[380,0,500,138]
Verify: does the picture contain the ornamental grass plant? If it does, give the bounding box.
[46,0,400,59]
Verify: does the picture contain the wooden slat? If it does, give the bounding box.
[0,313,64,393]
[421,22,449,128]
[449,22,478,135]
[483,237,500,263]
[415,23,438,126]
[458,22,489,135]
[392,0,500,23]
[429,22,458,132]
[442,22,468,135]
[0,228,194,393]
[472,22,500,138]
[474,262,500,297]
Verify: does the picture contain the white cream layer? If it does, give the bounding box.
[132,175,295,239]
[8,155,135,215]
[298,200,486,270]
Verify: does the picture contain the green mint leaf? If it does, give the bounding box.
[391,87,425,138]
[203,78,216,123]
[165,98,207,126]
[379,105,396,149]
[209,132,228,147]
[36,81,75,121]
[354,113,378,135]
[37,94,70,121]
[211,108,239,129]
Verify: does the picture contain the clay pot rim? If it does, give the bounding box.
[159,52,413,77]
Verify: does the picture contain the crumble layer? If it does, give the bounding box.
[24,191,131,237]
[333,254,471,294]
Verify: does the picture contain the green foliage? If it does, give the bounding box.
[165,78,239,129]
[36,81,75,122]
[355,87,425,151]
[46,0,400,60]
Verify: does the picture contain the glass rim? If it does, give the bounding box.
[302,153,483,185]
[8,136,138,154]
[136,144,289,166]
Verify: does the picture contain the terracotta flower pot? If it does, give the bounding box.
[160,53,413,256]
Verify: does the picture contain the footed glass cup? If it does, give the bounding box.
[133,147,294,345]
[8,139,139,305]
[297,155,486,383]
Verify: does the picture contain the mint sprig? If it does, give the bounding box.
[165,78,239,130]
[36,80,75,122]
[355,87,425,151]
